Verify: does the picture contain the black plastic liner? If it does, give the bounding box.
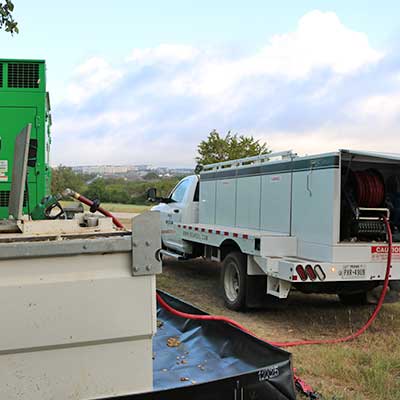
[105,291,296,400]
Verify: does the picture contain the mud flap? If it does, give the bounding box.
[246,276,287,309]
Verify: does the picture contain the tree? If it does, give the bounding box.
[51,166,86,195]
[0,1,18,34]
[84,178,108,201]
[143,172,160,181]
[196,130,270,165]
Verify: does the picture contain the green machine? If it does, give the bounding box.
[0,59,51,218]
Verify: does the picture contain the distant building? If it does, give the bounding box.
[70,164,192,179]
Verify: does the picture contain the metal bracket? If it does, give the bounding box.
[132,211,162,276]
[267,276,291,299]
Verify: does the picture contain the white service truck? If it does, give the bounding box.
[149,150,400,310]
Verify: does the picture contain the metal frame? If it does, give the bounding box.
[202,150,295,171]
[132,211,162,276]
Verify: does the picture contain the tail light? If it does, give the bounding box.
[305,265,317,281]
[314,265,326,281]
[296,265,307,281]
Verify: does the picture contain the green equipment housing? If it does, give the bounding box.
[0,59,51,219]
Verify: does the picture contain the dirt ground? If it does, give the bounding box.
[157,257,400,400]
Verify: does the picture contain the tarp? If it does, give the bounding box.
[107,291,296,400]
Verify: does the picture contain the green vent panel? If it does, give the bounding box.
[0,64,3,87]
[8,63,40,88]
[0,191,27,207]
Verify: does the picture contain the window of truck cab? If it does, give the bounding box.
[169,178,191,203]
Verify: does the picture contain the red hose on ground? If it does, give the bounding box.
[157,218,392,347]
[63,188,126,229]
[156,217,393,397]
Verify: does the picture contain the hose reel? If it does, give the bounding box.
[341,168,388,241]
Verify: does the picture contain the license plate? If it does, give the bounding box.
[340,265,366,279]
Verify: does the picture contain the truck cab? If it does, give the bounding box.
[151,175,199,254]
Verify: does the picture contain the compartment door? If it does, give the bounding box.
[0,107,38,218]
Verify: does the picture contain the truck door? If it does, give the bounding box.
[159,176,194,253]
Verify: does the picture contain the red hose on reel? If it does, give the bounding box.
[354,170,385,208]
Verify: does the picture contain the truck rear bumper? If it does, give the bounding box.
[275,258,399,283]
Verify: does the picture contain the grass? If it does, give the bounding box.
[61,201,150,214]
[95,202,150,213]
[157,258,400,400]
[292,305,400,400]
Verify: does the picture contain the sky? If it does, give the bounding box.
[1,1,400,167]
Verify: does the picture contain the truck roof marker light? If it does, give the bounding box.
[224,231,229,236]
[216,230,221,235]
[233,233,238,238]
[305,265,317,281]
[194,227,198,231]
[188,226,192,230]
[296,265,307,281]
[208,229,213,234]
[314,265,326,281]
[178,224,181,228]
[183,225,187,229]
[243,234,249,239]
[201,228,206,232]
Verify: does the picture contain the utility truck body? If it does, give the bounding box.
[151,150,400,309]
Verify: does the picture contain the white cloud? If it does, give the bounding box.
[65,57,124,104]
[56,110,146,134]
[255,10,382,78]
[52,11,398,166]
[156,10,383,97]
[127,44,199,65]
[351,92,400,123]
[263,127,394,156]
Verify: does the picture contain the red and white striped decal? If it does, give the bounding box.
[177,224,251,239]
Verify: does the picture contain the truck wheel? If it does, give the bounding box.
[338,292,368,305]
[221,252,247,311]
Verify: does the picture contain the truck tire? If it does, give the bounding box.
[221,252,247,311]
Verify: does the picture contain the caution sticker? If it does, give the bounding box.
[371,245,400,261]
[0,160,8,182]
[270,175,282,183]
[0,160,8,174]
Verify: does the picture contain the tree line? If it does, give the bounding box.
[51,166,183,205]
[50,131,270,204]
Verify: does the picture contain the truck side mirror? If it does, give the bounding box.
[146,188,157,202]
